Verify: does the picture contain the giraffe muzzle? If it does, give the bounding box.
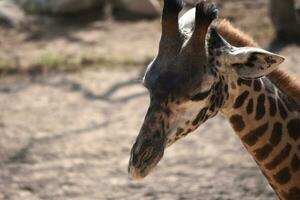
[128,138,165,180]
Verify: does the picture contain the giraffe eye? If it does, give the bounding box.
[190,89,211,101]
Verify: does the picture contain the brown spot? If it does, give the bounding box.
[273,167,291,185]
[192,107,208,126]
[230,114,245,132]
[278,100,287,120]
[264,56,277,64]
[247,54,258,63]
[174,136,180,142]
[282,187,300,200]
[176,128,184,136]
[255,94,265,120]
[246,98,253,114]
[234,91,249,108]
[224,84,228,93]
[210,94,216,102]
[254,144,273,161]
[287,119,300,140]
[268,96,277,117]
[269,122,283,146]
[242,122,269,146]
[253,80,262,91]
[216,95,224,108]
[265,143,291,170]
[191,89,211,101]
[182,128,192,137]
[209,103,215,112]
[237,78,252,87]
[291,154,300,172]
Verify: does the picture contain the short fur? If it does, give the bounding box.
[215,19,300,103]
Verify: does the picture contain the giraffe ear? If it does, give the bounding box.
[227,47,285,79]
[208,29,285,79]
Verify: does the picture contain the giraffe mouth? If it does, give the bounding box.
[128,141,165,180]
[128,165,152,180]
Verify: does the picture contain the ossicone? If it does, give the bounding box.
[159,0,185,60]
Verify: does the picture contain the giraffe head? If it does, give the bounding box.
[128,0,284,180]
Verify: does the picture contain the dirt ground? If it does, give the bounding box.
[0,0,300,200]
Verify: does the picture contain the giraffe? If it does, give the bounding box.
[128,0,300,199]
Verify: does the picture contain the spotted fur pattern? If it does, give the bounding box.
[225,74,300,199]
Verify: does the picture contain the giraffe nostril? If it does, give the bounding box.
[141,148,153,161]
[133,140,142,155]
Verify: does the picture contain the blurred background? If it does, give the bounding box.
[0,0,299,199]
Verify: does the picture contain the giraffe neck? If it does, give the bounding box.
[220,74,300,200]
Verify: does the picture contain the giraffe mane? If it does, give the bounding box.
[215,19,300,103]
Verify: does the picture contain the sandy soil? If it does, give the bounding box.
[0,0,300,199]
